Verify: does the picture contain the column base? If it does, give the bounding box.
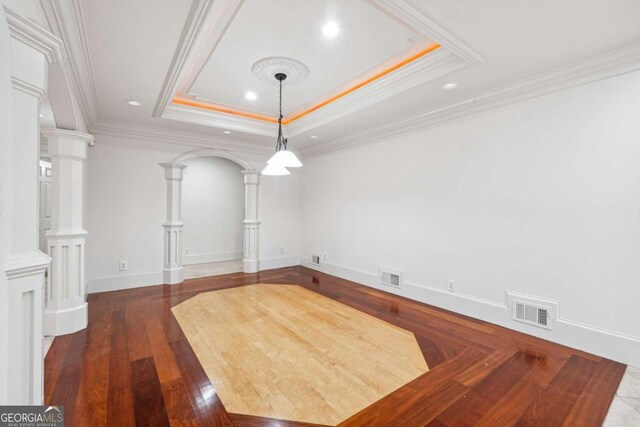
[44,302,88,336]
[163,267,183,285]
[243,259,259,273]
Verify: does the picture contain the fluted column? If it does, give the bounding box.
[41,129,93,336]
[160,163,187,284]
[242,170,260,273]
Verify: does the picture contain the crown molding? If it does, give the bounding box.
[90,119,272,155]
[4,6,64,63]
[40,0,101,125]
[163,103,276,137]
[367,0,484,65]
[11,77,47,102]
[286,49,466,137]
[153,0,242,117]
[302,41,640,158]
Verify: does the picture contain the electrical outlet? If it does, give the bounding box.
[323,252,328,261]
[119,260,128,271]
[280,247,284,255]
[448,279,455,292]
[184,248,190,255]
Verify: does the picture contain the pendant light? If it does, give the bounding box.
[261,162,290,176]
[262,73,302,175]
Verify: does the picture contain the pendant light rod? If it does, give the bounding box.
[262,72,302,174]
[275,72,287,152]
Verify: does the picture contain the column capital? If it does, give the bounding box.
[242,169,260,185]
[41,129,94,160]
[160,163,188,180]
[162,222,184,229]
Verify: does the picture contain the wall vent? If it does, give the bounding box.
[310,253,321,265]
[506,291,558,330]
[514,301,549,328]
[379,267,402,288]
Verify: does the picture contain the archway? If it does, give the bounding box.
[160,149,260,284]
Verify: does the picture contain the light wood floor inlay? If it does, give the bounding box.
[171,283,429,425]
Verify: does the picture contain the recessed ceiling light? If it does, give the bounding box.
[310,135,318,139]
[125,99,143,106]
[322,21,340,38]
[443,83,457,90]
[245,91,257,101]
[39,113,43,118]
[223,130,232,134]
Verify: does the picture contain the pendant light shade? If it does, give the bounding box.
[267,149,302,168]
[261,162,290,176]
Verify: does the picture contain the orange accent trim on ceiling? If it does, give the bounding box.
[171,98,279,123]
[172,42,441,126]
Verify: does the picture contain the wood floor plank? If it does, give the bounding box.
[415,334,446,368]
[341,348,486,426]
[44,334,73,403]
[145,315,182,384]
[130,357,171,427]
[70,300,112,427]
[107,309,135,427]
[126,298,153,362]
[47,329,89,419]
[561,358,626,427]
[430,351,540,426]
[516,355,600,426]
[170,339,234,427]
[229,413,329,427]
[160,378,198,427]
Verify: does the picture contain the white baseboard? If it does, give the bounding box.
[259,256,301,271]
[87,255,301,293]
[182,250,242,265]
[301,260,640,367]
[87,271,163,294]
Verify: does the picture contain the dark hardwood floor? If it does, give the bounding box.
[45,266,625,426]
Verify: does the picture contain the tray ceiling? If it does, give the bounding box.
[187,0,436,120]
[38,0,640,156]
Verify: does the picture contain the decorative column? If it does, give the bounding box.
[41,129,93,336]
[242,170,260,273]
[160,163,187,284]
[2,8,61,405]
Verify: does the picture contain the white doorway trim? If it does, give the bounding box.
[160,149,259,284]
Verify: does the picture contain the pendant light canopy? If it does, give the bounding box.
[262,72,302,175]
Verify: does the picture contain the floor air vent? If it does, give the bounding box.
[379,267,402,288]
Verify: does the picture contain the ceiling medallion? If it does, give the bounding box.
[252,57,310,86]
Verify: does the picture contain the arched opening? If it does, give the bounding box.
[181,156,245,279]
[160,149,259,284]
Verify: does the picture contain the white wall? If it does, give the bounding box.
[0,9,13,403]
[86,134,302,292]
[181,156,244,265]
[259,168,303,270]
[301,70,640,366]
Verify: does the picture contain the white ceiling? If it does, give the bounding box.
[189,0,431,117]
[36,0,640,155]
